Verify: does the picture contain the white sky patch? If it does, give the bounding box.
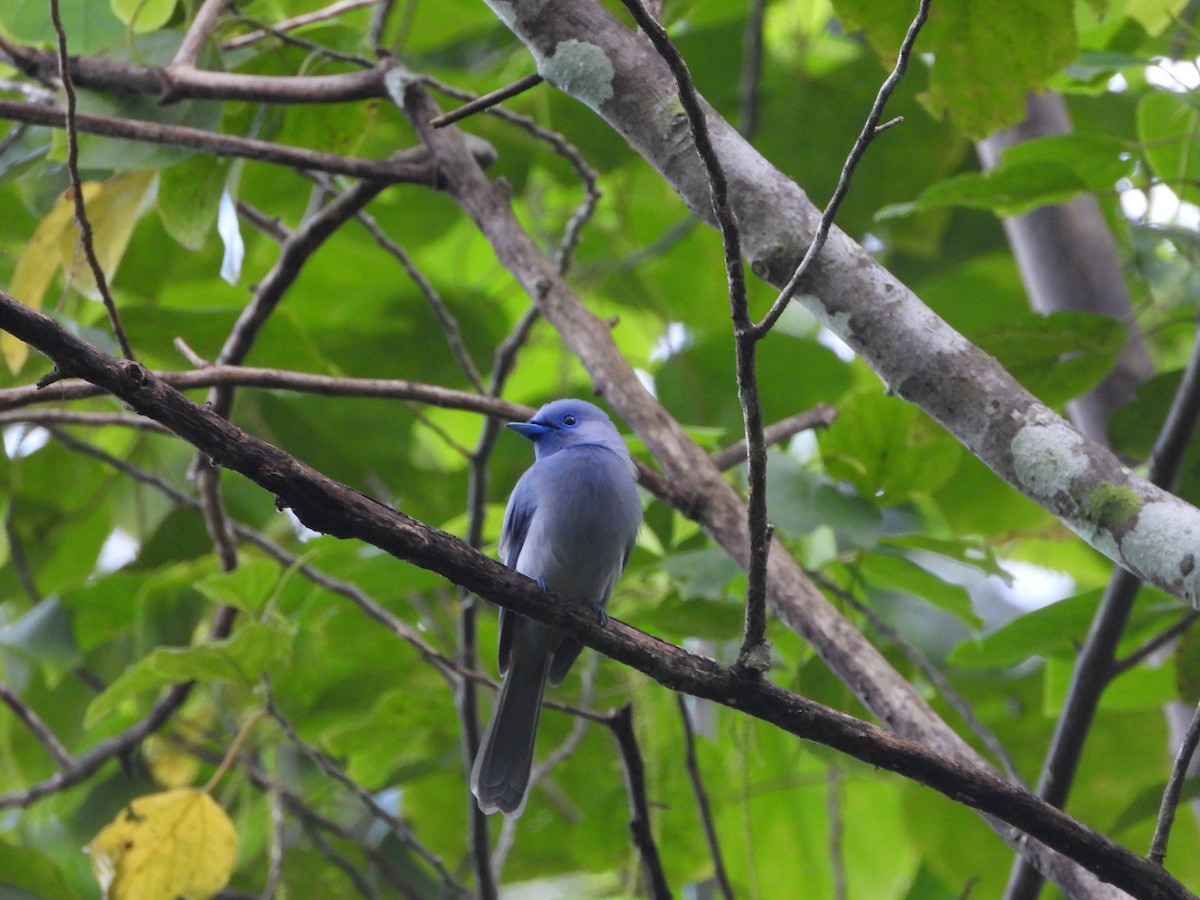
[994,559,1076,612]
[816,327,855,362]
[96,527,139,574]
[285,508,322,543]
[860,232,886,255]
[1146,57,1200,92]
[218,189,244,285]
[634,368,657,397]
[3,425,49,459]
[650,321,691,363]
[1120,183,1200,228]
[1107,72,1128,93]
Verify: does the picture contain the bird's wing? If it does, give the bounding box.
[497,469,538,675]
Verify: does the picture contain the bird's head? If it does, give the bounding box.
[508,399,626,459]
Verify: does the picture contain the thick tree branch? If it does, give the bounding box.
[487,0,1200,614]
[0,288,1193,900]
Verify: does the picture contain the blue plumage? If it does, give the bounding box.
[470,399,642,817]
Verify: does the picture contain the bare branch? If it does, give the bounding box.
[49,0,135,361]
[222,0,378,51]
[0,99,491,183]
[0,685,75,770]
[209,179,388,417]
[3,41,393,104]
[173,0,230,68]
[753,0,932,337]
[614,0,770,675]
[431,73,543,128]
[712,404,838,471]
[678,695,734,900]
[609,705,671,900]
[266,690,467,895]
[1149,698,1200,866]
[351,205,485,390]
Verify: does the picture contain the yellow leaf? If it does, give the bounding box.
[58,171,156,300]
[87,788,238,900]
[143,706,215,789]
[4,183,102,373]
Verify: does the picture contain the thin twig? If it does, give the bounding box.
[209,179,389,418]
[424,76,600,274]
[351,206,485,390]
[173,0,229,67]
[45,427,465,683]
[48,0,135,361]
[0,685,75,769]
[828,766,847,900]
[0,409,168,432]
[677,695,735,900]
[608,705,671,900]
[736,0,766,138]
[615,0,771,675]
[262,764,285,900]
[5,504,42,604]
[0,604,236,810]
[819,574,1025,787]
[226,12,374,67]
[0,100,443,186]
[222,0,378,51]
[711,404,838,471]
[753,0,931,338]
[431,73,543,128]
[296,813,379,899]
[266,690,468,896]
[1148,697,1200,865]
[1114,612,1200,677]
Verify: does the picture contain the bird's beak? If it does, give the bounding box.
[507,420,552,440]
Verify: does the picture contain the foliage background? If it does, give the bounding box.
[1,0,1199,897]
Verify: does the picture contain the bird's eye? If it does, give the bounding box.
[562,414,577,426]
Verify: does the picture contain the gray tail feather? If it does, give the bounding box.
[470,646,550,817]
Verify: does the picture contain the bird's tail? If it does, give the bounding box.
[471,634,551,817]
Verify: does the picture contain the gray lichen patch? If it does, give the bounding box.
[1124,501,1200,607]
[539,40,615,111]
[1010,420,1089,499]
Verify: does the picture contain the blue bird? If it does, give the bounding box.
[471,399,643,817]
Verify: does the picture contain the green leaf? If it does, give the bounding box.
[857,552,980,627]
[973,310,1126,406]
[194,558,282,614]
[659,547,743,601]
[883,136,1134,217]
[1138,90,1200,206]
[157,156,229,251]
[0,841,81,900]
[0,598,82,686]
[1175,626,1200,704]
[949,590,1104,668]
[834,0,1078,138]
[86,621,294,726]
[1111,776,1200,835]
[819,390,963,505]
[110,0,176,32]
